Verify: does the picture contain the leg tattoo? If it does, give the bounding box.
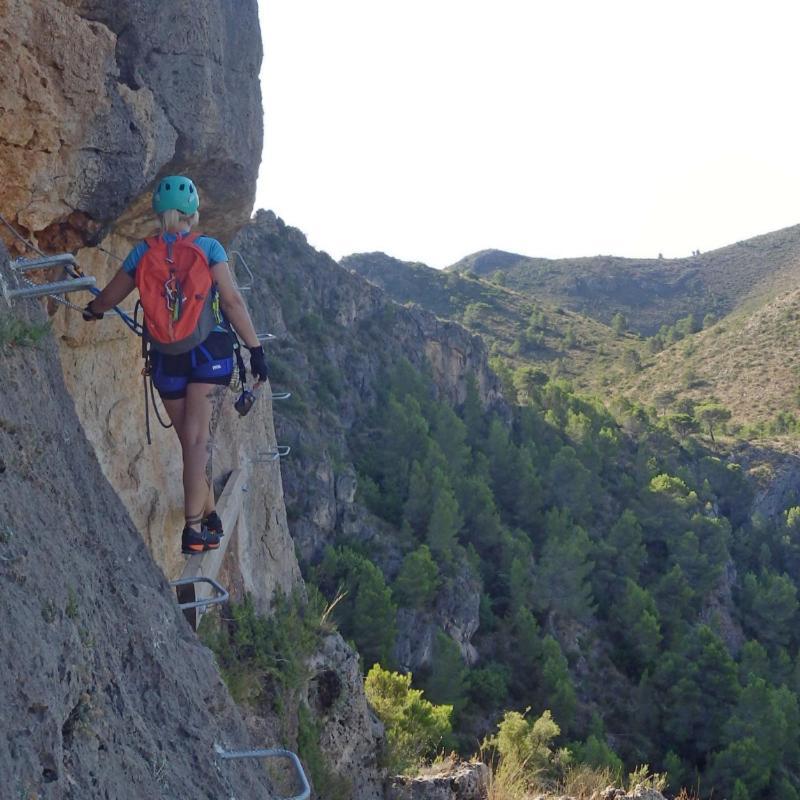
[204,386,226,494]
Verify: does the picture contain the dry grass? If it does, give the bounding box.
[619,288,800,433]
[484,760,669,800]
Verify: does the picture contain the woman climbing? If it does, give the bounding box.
[82,175,267,555]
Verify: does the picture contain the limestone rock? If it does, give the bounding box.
[0,248,272,799]
[395,561,481,672]
[308,633,386,800]
[387,761,489,800]
[0,0,261,248]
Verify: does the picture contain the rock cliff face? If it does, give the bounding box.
[0,0,262,244]
[230,211,506,669]
[0,248,274,799]
[1,3,388,799]
[1,0,280,591]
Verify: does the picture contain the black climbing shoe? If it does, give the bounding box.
[202,510,224,538]
[181,525,221,555]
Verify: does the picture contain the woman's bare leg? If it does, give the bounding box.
[180,382,219,529]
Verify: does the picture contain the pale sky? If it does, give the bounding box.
[255,1,800,268]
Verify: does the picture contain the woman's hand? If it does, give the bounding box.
[85,269,136,316]
[82,300,104,321]
[248,345,268,383]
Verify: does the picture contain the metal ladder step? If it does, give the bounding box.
[5,276,96,301]
[169,576,229,611]
[10,253,78,272]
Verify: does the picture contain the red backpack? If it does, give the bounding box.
[135,233,219,354]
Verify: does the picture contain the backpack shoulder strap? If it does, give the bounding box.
[177,231,210,266]
[144,235,164,251]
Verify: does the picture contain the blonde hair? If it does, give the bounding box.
[159,209,200,233]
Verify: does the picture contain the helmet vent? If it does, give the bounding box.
[180,183,186,191]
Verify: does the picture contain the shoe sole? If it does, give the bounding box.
[181,542,221,555]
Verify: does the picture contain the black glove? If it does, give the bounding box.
[248,345,268,383]
[82,301,104,321]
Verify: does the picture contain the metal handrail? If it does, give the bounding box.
[168,576,229,611]
[230,250,255,292]
[252,446,291,463]
[271,392,292,401]
[214,745,311,800]
[256,332,276,342]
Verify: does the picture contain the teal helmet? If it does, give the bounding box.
[152,175,200,215]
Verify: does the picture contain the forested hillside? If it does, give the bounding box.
[446,223,800,335]
[222,213,800,799]
[343,251,632,393]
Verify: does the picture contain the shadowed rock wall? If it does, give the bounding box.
[0,247,274,799]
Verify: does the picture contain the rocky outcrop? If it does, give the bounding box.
[0,248,273,798]
[0,0,280,592]
[309,634,386,800]
[0,0,262,246]
[395,563,481,672]
[387,762,489,800]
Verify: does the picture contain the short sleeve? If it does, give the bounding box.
[122,241,149,277]
[201,237,228,266]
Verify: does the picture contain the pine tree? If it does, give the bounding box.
[426,474,462,563]
[424,630,467,710]
[741,571,799,649]
[532,509,595,620]
[539,635,577,730]
[546,446,594,522]
[394,545,440,609]
[609,579,662,674]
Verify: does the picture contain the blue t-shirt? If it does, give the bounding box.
[122,231,228,277]
[124,231,230,333]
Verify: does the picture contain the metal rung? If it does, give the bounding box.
[214,745,310,800]
[252,446,291,463]
[5,276,96,301]
[272,392,292,401]
[10,253,77,272]
[169,576,229,611]
[230,250,255,292]
[257,332,276,342]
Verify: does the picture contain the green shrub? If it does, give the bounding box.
[0,314,50,348]
[200,589,326,705]
[365,664,452,774]
[483,708,569,792]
